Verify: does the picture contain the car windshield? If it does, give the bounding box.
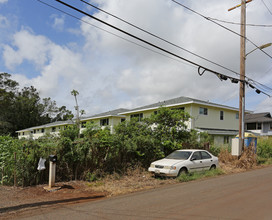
[166,151,192,160]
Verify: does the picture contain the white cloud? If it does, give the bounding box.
[0,0,8,4]
[2,0,271,116]
[50,14,65,31]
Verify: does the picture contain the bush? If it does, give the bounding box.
[257,137,272,159]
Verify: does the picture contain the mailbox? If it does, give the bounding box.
[49,155,57,163]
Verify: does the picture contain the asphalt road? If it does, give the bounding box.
[20,166,272,220]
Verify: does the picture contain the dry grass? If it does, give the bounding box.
[86,149,263,196]
[86,167,176,197]
[218,146,258,173]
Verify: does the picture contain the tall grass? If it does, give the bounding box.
[257,137,272,164]
[177,168,225,182]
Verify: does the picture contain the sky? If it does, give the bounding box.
[0,0,272,117]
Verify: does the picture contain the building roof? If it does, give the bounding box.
[197,128,239,136]
[16,120,74,132]
[81,108,129,121]
[245,112,272,123]
[120,96,243,114]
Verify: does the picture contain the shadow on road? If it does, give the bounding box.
[0,195,105,214]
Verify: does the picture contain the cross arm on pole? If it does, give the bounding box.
[228,0,252,11]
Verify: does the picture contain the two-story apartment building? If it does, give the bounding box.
[17,96,248,145]
[245,112,272,136]
[17,108,128,139]
[120,97,244,146]
[17,120,74,139]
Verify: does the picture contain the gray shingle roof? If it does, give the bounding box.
[16,120,74,132]
[245,112,272,123]
[124,96,239,112]
[81,108,129,120]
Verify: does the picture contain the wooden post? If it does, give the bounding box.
[1,167,4,185]
[14,152,17,187]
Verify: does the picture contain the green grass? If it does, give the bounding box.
[177,168,225,182]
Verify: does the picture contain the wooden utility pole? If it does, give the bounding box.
[239,0,246,150]
[229,0,251,151]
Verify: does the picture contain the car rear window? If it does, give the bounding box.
[166,151,192,160]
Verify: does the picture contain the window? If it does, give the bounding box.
[200,151,212,159]
[52,127,56,132]
[154,111,158,115]
[192,151,202,160]
[270,123,272,130]
[257,123,262,130]
[220,111,224,120]
[224,136,229,144]
[34,130,36,134]
[41,128,44,133]
[130,113,143,121]
[199,107,208,115]
[81,122,87,128]
[121,118,126,123]
[100,118,109,126]
[23,132,24,135]
[247,123,256,130]
[236,113,239,119]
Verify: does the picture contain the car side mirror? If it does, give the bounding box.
[190,157,196,161]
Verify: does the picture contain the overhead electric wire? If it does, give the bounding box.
[37,0,196,69]
[54,0,271,97]
[80,0,241,78]
[261,0,272,15]
[171,0,272,60]
[206,17,272,27]
[80,0,272,93]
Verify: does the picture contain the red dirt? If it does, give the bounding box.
[0,181,106,219]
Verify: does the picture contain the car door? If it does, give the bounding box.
[189,151,203,172]
[200,151,213,170]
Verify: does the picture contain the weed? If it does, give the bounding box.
[177,168,224,182]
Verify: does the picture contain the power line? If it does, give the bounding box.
[37,0,196,69]
[80,0,240,77]
[261,0,272,15]
[171,0,272,60]
[54,0,271,97]
[207,17,272,27]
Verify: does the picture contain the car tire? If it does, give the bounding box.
[177,168,187,177]
[210,165,216,170]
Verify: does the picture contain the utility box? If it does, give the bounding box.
[232,138,242,156]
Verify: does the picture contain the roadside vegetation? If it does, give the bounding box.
[1,78,272,188]
[1,107,211,187]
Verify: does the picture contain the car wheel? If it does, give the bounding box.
[177,168,187,177]
[210,165,216,170]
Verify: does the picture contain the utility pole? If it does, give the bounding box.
[229,0,251,152]
[239,0,246,151]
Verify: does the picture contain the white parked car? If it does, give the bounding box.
[148,149,218,177]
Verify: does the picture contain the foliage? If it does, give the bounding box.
[0,73,73,136]
[0,106,220,186]
[177,168,225,182]
[146,107,191,155]
[257,137,272,159]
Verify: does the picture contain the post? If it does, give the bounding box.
[239,0,246,151]
[1,167,4,185]
[14,152,17,187]
[49,161,56,188]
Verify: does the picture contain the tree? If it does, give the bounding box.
[0,73,19,135]
[146,107,191,155]
[0,73,73,136]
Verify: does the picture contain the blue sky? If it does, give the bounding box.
[0,0,272,116]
